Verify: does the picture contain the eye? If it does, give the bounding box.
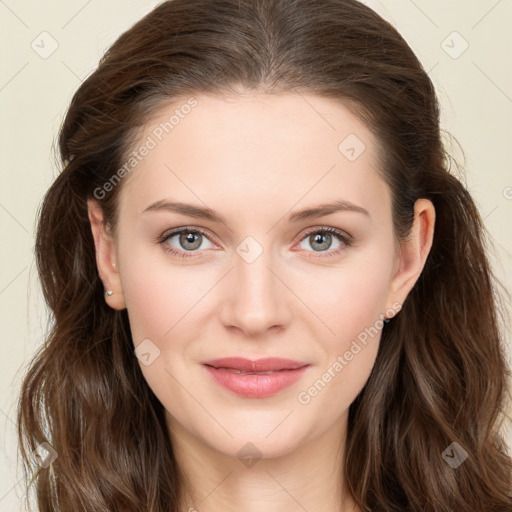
[295,226,353,258]
[158,227,216,259]
[157,226,353,259]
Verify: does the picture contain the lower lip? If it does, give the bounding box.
[203,365,310,398]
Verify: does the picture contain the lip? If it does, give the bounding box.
[202,357,309,372]
[201,357,310,398]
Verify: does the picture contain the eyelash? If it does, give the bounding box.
[157,226,353,259]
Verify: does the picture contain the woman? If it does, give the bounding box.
[17,0,512,510]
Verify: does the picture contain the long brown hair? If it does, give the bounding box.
[17,0,512,510]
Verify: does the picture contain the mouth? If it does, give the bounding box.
[201,357,310,398]
[202,357,309,372]
[207,368,292,375]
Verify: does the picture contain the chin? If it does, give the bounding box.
[201,422,308,462]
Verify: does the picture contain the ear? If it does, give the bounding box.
[385,198,435,316]
[87,198,126,310]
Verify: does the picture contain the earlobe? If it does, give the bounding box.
[386,198,436,310]
[87,198,126,310]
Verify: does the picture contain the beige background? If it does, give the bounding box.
[1,1,511,509]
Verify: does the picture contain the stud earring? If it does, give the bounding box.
[105,290,113,296]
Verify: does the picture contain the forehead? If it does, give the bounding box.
[117,92,389,223]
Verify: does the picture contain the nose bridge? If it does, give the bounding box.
[221,234,290,334]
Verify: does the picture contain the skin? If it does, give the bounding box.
[88,91,435,512]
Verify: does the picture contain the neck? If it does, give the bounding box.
[167,411,360,512]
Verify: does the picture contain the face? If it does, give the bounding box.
[89,91,432,460]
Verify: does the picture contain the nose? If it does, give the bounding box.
[218,241,293,337]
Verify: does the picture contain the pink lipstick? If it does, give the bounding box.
[201,357,310,398]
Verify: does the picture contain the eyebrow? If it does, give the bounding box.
[142,199,370,224]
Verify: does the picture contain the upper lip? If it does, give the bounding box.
[202,357,309,372]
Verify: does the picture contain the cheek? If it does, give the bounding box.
[300,246,395,337]
[119,255,203,401]
[122,266,201,346]
[117,231,210,344]
[293,248,394,408]
[296,283,385,414]
[121,228,395,350]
